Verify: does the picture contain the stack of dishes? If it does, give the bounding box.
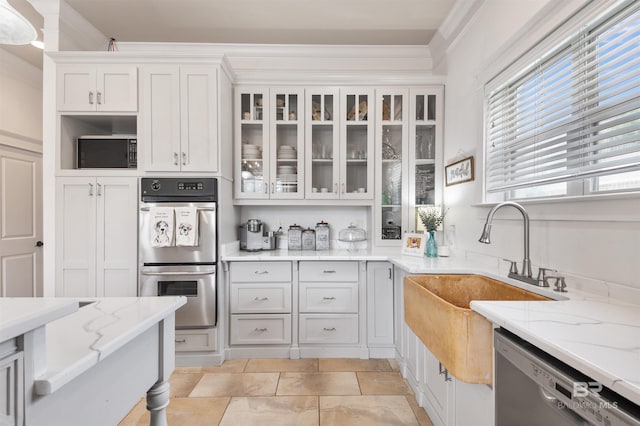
[276,165,298,193]
[278,145,297,160]
[242,144,262,160]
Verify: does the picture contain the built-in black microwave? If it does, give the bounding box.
[76,135,137,169]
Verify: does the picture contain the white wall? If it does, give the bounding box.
[0,49,42,148]
[442,0,640,302]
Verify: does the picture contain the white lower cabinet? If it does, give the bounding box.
[0,341,23,426]
[175,328,218,352]
[55,177,138,297]
[366,261,394,356]
[299,314,358,344]
[229,262,293,346]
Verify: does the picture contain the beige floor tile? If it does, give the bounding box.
[320,395,419,426]
[170,372,204,397]
[220,396,319,426]
[319,358,392,372]
[118,398,146,426]
[388,358,401,372]
[201,358,248,373]
[124,397,230,426]
[277,372,361,396]
[406,395,435,426]
[173,366,203,374]
[357,372,414,395]
[245,358,318,373]
[190,372,279,397]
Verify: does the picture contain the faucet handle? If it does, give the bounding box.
[502,258,518,275]
[552,276,568,293]
[536,267,556,286]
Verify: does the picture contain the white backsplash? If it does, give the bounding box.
[239,206,370,249]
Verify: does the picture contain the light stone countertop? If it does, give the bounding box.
[222,247,640,405]
[0,298,78,342]
[33,297,186,395]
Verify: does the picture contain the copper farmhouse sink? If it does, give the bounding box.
[404,274,550,384]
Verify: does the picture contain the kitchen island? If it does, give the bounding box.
[0,296,185,426]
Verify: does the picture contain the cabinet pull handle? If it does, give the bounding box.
[388,268,392,279]
[322,296,336,300]
[342,183,345,194]
[254,328,268,332]
[182,152,186,165]
[88,183,94,196]
[438,362,452,381]
[175,339,186,343]
[323,327,336,332]
[254,297,269,301]
[174,152,179,165]
[271,182,275,193]
[89,91,94,105]
[334,183,338,193]
[96,183,102,196]
[323,270,336,274]
[254,270,269,275]
[97,91,102,105]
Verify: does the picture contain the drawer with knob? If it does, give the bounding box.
[299,282,358,313]
[230,314,292,345]
[298,261,358,282]
[230,283,292,314]
[230,261,292,282]
[299,314,358,344]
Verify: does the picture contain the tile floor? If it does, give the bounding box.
[119,358,434,426]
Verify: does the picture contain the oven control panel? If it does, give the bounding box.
[141,178,217,201]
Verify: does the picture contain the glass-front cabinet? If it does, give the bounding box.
[235,87,304,200]
[374,87,443,245]
[270,88,305,199]
[305,88,374,200]
[305,89,339,198]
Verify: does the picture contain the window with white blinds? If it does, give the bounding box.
[485,1,640,200]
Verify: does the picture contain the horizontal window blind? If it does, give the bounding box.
[486,1,640,196]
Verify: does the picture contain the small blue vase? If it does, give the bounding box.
[426,230,438,258]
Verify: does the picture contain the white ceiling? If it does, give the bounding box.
[2,0,456,69]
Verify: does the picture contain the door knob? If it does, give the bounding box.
[36,241,44,247]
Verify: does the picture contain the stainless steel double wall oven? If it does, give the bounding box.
[139,178,217,328]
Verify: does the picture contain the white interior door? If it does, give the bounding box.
[0,148,42,297]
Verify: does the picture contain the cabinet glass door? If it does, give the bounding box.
[376,90,408,243]
[237,89,269,198]
[271,89,304,199]
[410,88,443,232]
[341,89,374,199]
[306,89,339,198]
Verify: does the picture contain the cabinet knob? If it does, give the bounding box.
[35,241,44,247]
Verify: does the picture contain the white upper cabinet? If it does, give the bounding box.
[235,87,304,199]
[57,64,138,112]
[140,65,219,172]
[340,88,374,199]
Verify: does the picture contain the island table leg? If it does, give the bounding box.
[146,380,170,426]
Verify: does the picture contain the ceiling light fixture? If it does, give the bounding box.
[0,0,37,45]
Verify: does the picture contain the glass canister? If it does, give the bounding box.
[288,224,302,250]
[301,228,316,250]
[315,221,330,250]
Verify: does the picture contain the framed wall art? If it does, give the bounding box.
[445,156,474,186]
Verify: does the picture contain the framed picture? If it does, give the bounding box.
[445,156,474,186]
[401,232,426,257]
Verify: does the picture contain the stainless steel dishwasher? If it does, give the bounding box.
[494,329,640,426]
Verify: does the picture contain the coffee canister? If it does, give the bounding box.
[315,221,330,250]
[288,224,302,250]
[302,228,316,250]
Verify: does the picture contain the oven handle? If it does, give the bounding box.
[141,269,215,276]
[139,207,215,212]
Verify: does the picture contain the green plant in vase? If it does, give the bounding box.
[418,206,447,258]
